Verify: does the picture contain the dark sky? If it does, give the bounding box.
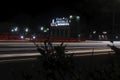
[0,0,120,30]
[0,1,76,21]
[1,0,120,21]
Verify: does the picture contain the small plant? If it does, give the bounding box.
[34,39,78,80]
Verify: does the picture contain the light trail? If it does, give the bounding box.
[0,48,36,51]
[0,41,118,62]
[0,53,40,58]
[0,58,37,63]
[0,48,113,58]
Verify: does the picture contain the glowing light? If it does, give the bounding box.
[52,19,55,24]
[103,31,107,34]
[44,30,47,32]
[102,35,104,38]
[14,27,18,32]
[69,15,73,19]
[32,36,36,39]
[47,28,49,31]
[93,31,96,34]
[76,16,80,20]
[11,29,14,32]
[25,28,29,32]
[20,35,24,39]
[78,34,81,37]
[116,36,118,39]
[51,18,70,26]
[40,27,44,31]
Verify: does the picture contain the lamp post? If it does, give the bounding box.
[11,26,19,35]
[40,26,50,37]
[69,15,80,38]
[24,27,30,39]
[25,28,29,33]
[40,26,44,31]
[92,31,96,40]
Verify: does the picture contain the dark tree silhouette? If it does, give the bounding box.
[107,44,120,55]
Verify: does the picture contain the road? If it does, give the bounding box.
[0,40,119,62]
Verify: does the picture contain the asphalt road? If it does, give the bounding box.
[0,40,119,80]
[0,40,118,62]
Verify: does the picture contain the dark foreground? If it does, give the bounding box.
[0,54,120,80]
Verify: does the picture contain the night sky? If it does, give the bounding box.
[0,0,117,21]
[0,0,120,32]
[0,0,119,21]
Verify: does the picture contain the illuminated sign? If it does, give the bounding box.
[51,18,70,26]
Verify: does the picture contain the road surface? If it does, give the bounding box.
[0,40,118,62]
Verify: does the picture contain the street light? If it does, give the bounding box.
[46,28,49,31]
[20,35,24,39]
[11,29,14,32]
[40,26,44,31]
[11,27,19,35]
[44,30,47,33]
[14,27,18,32]
[93,31,96,34]
[25,28,29,32]
[32,35,36,39]
[69,15,73,19]
[76,16,80,20]
[103,31,107,34]
[115,36,118,39]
